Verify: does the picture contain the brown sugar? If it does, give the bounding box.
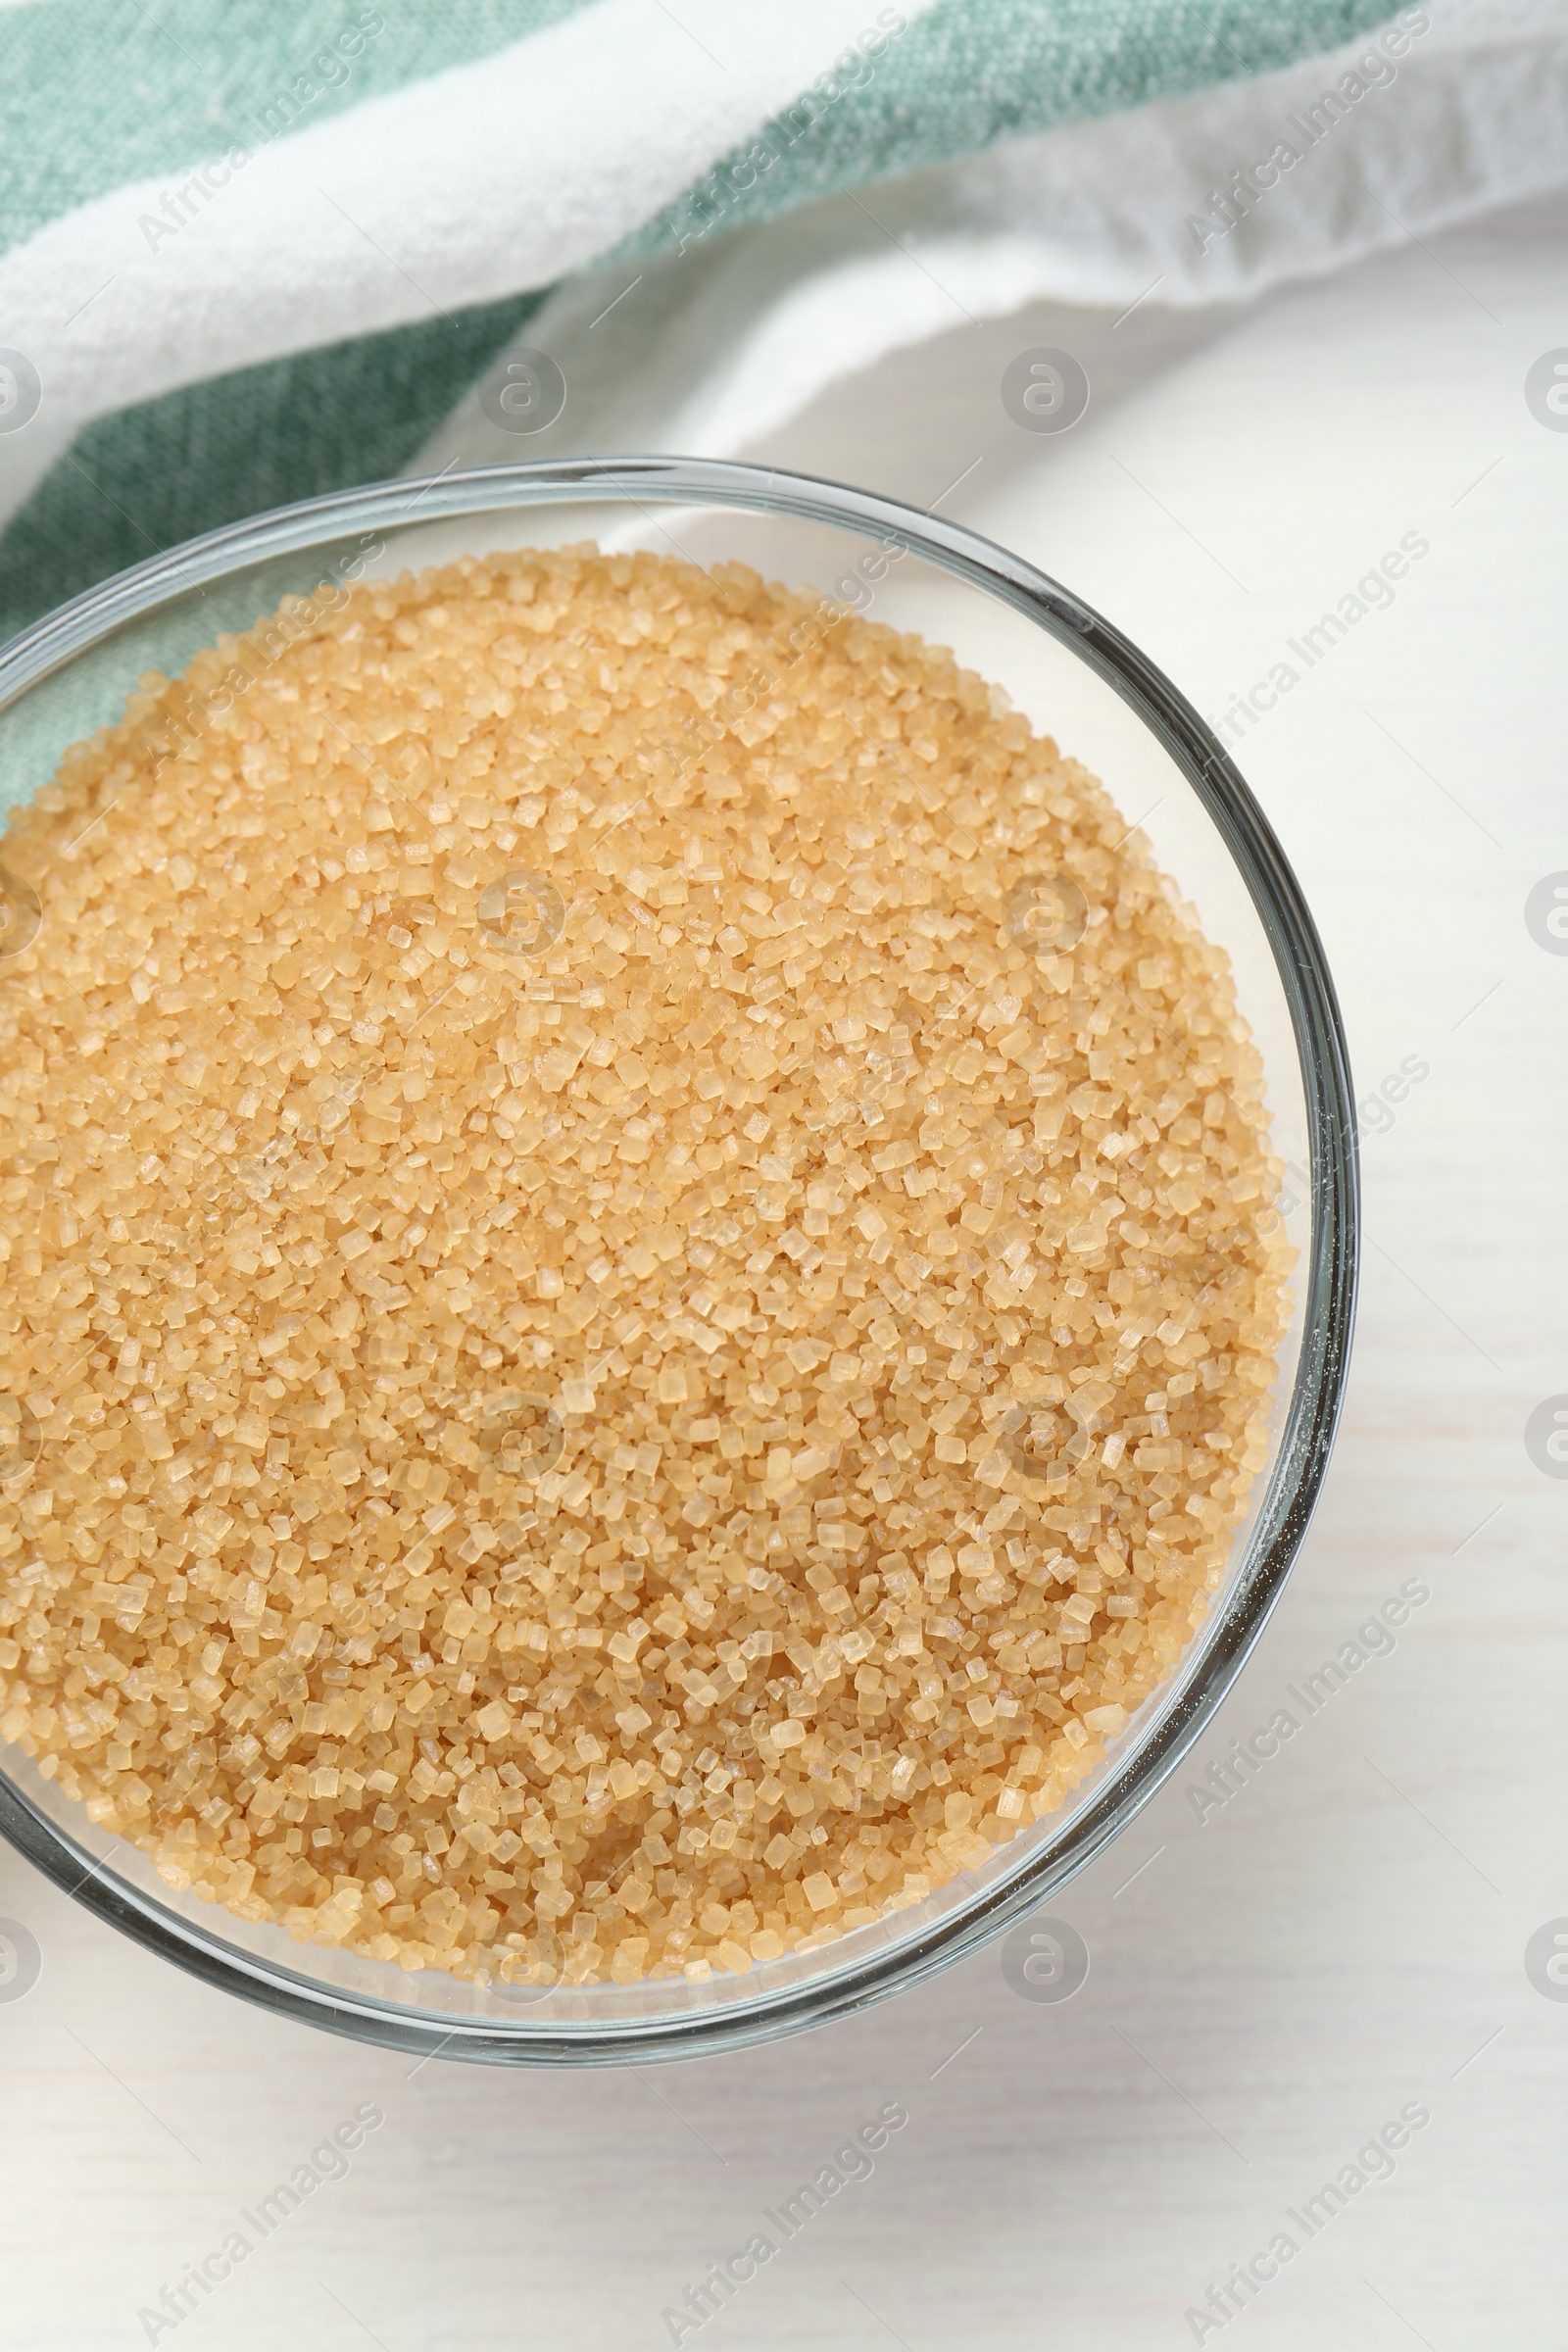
[0,545,1290,1988]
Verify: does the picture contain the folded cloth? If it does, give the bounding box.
[426,0,1568,476]
[0,0,1555,645]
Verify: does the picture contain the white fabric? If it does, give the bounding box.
[419,1,1568,473]
[0,0,942,507]
[3,0,1561,548]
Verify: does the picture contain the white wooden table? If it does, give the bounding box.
[3,194,1566,2352]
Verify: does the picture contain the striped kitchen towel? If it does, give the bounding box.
[0,0,1561,643]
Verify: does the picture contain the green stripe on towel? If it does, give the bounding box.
[0,0,1408,646]
[0,0,594,261]
[624,0,1403,263]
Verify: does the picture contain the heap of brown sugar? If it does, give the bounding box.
[0,544,1289,1988]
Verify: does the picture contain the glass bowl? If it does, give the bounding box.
[0,457,1357,2064]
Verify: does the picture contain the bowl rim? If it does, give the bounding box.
[0,454,1358,2064]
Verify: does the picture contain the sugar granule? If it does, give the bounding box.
[0,546,1290,1988]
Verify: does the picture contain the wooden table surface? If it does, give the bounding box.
[2,195,1565,2352]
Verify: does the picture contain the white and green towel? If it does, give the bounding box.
[1,0,1562,646]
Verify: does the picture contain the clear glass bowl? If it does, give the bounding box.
[0,458,1357,2064]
